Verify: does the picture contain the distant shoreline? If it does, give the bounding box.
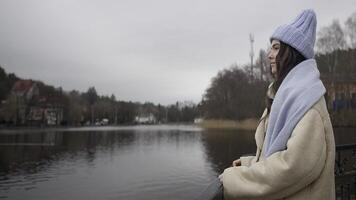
[0,123,199,133]
[196,118,259,131]
[196,119,356,130]
[1,121,354,133]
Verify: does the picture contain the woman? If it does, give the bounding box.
[219,9,335,200]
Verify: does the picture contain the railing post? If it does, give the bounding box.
[341,185,344,200]
[354,179,356,199]
[335,143,356,200]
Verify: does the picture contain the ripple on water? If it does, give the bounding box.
[0,125,236,200]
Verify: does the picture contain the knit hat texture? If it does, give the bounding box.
[271,9,317,59]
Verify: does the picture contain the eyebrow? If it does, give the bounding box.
[272,43,280,48]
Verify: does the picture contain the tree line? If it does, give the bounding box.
[0,67,198,126]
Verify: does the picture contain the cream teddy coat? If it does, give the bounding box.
[222,96,335,200]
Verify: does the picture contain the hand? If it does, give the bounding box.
[232,159,241,167]
[218,173,223,182]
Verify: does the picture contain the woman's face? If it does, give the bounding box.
[268,40,280,78]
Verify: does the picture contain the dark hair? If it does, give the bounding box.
[266,41,306,114]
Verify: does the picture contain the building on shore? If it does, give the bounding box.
[6,80,63,126]
[134,113,157,124]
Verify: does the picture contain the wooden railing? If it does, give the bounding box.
[335,143,356,200]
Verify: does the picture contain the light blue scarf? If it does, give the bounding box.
[263,59,326,157]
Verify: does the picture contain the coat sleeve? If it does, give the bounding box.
[240,156,256,167]
[222,109,327,200]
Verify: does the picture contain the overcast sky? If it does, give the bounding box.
[0,0,355,105]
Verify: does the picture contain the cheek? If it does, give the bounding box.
[275,50,280,58]
[270,49,279,59]
[272,51,278,58]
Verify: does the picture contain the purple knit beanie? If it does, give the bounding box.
[270,9,317,59]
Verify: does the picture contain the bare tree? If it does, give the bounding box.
[345,12,356,49]
[316,20,348,98]
[316,19,347,54]
[201,64,266,120]
[83,87,98,124]
[253,49,270,81]
[316,16,356,112]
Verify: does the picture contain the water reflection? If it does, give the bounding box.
[0,126,354,199]
[200,129,256,173]
[0,126,212,200]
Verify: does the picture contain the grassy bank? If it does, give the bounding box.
[197,118,259,130]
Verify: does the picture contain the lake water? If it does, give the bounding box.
[0,125,355,200]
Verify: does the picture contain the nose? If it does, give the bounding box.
[267,50,273,60]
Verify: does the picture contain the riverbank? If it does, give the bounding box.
[0,122,194,130]
[196,118,259,130]
[0,124,202,134]
[196,116,356,131]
